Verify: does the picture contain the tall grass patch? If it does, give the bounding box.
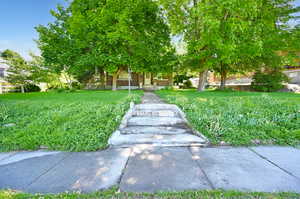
[157,90,300,146]
[0,90,142,152]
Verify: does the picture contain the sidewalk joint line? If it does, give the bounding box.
[188,147,215,190]
[248,147,300,182]
[117,147,133,190]
[25,152,72,189]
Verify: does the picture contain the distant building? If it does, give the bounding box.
[283,66,300,84]
[0,58,14,94]
[85,69,172,90]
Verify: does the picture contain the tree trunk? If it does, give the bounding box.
[112,70,120,91]
[150,73,154,85]
[99,69,105,89]
[197,70,208,91]
[220,69,227,90]
[168,73,173,87]
[21,85,25,93]
[139,73,143,89]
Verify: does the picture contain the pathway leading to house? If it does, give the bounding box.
[108,92,209,147]
[0,92,300,194]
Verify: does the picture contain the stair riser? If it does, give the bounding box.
[135,104,178,110]
[128,121,185,126]
[133,110,178,117]
[128,117,185,127]
[110,143,208,147]
[109,133,208,147]
[121,128,190,135]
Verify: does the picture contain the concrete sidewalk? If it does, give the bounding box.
[0,146,300,194]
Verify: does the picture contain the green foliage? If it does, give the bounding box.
[36,0,174,85]
[157,90,300,146]
[183,79,193,89]
[1,50,30,88]
[23,84,41,92]
[28,53,56,85]
[174,73,193,85]
[160,0,300,88]
[251,70,289,92]
[285,24,300,65]
[49,87,79,93]
[71,82,82,90]
[1,49,23,60]
[1,50,57,91]
[0,91,142,152]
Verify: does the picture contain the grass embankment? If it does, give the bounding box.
[0,90,142,152]
[156,90,300,146]
[1,188,299,199]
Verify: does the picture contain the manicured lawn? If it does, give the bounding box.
[1,188,299,199]
[156,90,300,146]
[0,90,142,152]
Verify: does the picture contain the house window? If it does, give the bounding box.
[0,68,4,78]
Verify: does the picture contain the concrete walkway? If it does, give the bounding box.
[0,92,300,194]
[0,146,300,193]
[108,92,209,147]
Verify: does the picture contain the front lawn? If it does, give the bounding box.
[0,90,142,152]
[156,90,300,146]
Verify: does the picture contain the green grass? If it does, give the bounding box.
[156,90,300,146]
[1,188,299,199]
[0,90,142,152]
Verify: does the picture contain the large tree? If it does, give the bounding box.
[160,0,299,90]
[1,50,55,93]
[36,0,173,91]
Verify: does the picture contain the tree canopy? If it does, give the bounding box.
[36,0,174,90]
[160,0,300,90]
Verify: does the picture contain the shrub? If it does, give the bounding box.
[71,82,82,89]
[50,87,77,93]
[183,80,193,88]
[174,73,193,85]
[251,70,289,92]
[24,84,41,92]
[161,86,174,90]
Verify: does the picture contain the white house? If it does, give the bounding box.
[0,58,13,94]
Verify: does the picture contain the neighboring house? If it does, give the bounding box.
[283,66,300,84]
[203,64,300,92]
[0,58,14,94]
[205,51,300,88]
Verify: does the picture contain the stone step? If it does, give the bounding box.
[135,104,178,111]
[127,117,185,126]
[109,132,208,147]
[120,126,191,135]
[133,109,179,117]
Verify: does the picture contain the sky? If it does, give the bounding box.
[0,0,68,60]
[0,0,299,60]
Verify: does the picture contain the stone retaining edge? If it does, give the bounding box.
[174,105,210,146]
